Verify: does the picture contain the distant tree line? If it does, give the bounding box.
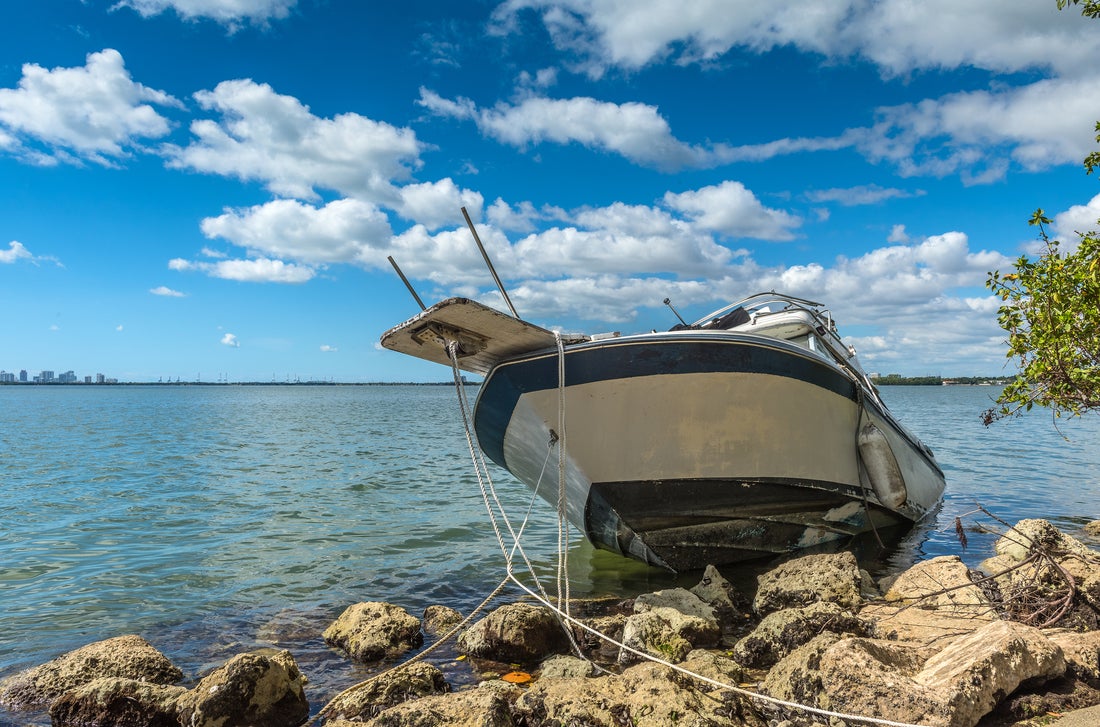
[872,374,1016,386]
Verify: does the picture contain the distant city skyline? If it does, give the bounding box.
[0,368,118,384]
[0,365,363,384]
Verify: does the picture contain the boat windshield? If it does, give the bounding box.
[689,292,824,330]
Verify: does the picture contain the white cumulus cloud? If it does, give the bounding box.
[1052,192,1100,249]
[170,256,315,283]
[0,241,33,264]
[113,0,297,27]
[493,0,1100,78]
[663,181,801,240]
[200,198,393,265]
[150,285,186,297]
[419,89,711,170]
[0,49,180,166]
[165,79,424,202]
[220,332,240,347]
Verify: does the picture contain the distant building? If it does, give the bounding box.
[59,371,77,383]
[36,370,55,383]
[85,375,92,384]
[19,370,27,382]
[0,371,14,383]
[96,373,105,384]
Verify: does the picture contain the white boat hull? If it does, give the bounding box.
[473,332,945,571]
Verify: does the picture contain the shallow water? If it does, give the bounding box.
[1,383,1097,724]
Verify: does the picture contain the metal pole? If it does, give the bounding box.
[663,298,687,326]
[387,255,426,311]
[461,206,518,318]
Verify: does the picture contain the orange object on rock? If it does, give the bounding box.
[500,671,533,684]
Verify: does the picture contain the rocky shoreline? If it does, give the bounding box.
[5,518,1100,727]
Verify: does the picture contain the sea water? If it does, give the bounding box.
[1,383,1098,723]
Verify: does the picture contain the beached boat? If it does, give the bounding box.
[381,291,945,571]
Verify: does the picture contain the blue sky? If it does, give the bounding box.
[1,0,1099,383]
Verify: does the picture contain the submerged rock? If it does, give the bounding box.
[323,602,423,662]
[422,605,464,636]
[174,649,309,727]
[0,635,183,711]
[457,603,571,664]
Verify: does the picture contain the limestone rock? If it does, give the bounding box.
[324,662,448,722]
[457,603,570,664]
[679,649,746,687]
[882,555,993,614]
[1084,521,1100,538]
[732,601,872,668]
[689,564,751,625]
[539,655,596,679]
[0,635,183,711]
[324,602,423,662]
[767,635,949,725]
[618,605,720,665]
[861,602,989,646]
[766,620,1066,727]
[1045,629,1100,682]
[994,519,1097,562]
[760,633,843,709]
[514,660,764,727]
[862,555,998,646]
[817,637,948,726]
[174,649,309,727]
[48,677,186,727]
[981,524,1097,629]
[859,568,882,600]
[752,552,862,615]
[914,619,1066,727]
[574,613,625,653]
[635,587,716,623]
[362,681,521,727]
[1081,570,1100,613]
[422,605,463,636]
